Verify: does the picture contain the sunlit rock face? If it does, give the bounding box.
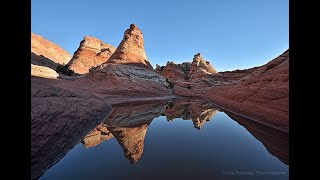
[67,36,116,74]
[31,32,72,67]
[156,53,217,83]
[31,32,72,78]
[72,24,173,98]
[99,24,153,70]
[189,53,218,79]
[31,64,59,79]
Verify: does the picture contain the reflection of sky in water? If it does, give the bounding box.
[40,112,288,180]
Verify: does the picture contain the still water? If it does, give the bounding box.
[39,99,288,180]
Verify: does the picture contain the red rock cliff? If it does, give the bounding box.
[67,36,115,74]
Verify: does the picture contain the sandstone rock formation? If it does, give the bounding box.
[99,24,153,70]
[156,53,218,83]
[31,32,72,69]
[206,50,289,132]
[155,62,191,82]
[31,64,59,79]
[189,53,217,79]
[31,23,289,179]
[155,53,219,89]
[73,24,173,98]
[67,36,116,74]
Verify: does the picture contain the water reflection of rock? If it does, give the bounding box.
[82,100,169,163]
[81,98,288,166]
[81,124,114,148]
[31,92,112,179]
[225,111,289,165]
[164,98,219,130]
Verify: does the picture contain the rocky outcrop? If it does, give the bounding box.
[31,33,72,69]
[156,62,191,82]
[189,53,217,79]
[155,53,219,87]
[100,24,153,70]
[155,53,217,82]
[205,50,289,132]
[74,24,173,98]
[31,64,59,79]
[67,36,116,74]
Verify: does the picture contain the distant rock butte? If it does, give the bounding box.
[156,53,218,84]
[99,24,153,70]
[67,36,116,74]
[31,32,72,67]
[189,53,217,79]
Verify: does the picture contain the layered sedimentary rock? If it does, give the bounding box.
[189,53,217,79]
[31,32,72,68]
[155,62,191,82]
[101,24,153,70]
[74,24,173,97]
[156,53,217,83]
[156,53,220,91]
[31,33,72,79]
[31,64,59,79]
[67,36,116,74]
[208,67,260,83]
[206,50,289,132]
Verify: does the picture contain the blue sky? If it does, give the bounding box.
[31,0,288,71]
